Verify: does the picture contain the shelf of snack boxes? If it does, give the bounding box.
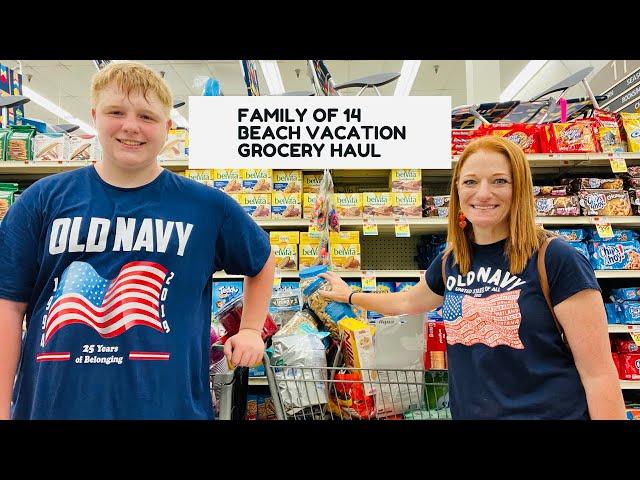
[0,158,189,175]
[452,152,640,168]
[214,269,640,280]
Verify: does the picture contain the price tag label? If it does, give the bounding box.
[308,224,321,238]
[593,217,614,239]
[362,272,377,292]
[610,156,628,173]
[394,217,410,238]
[631,332,640,347]
[362,217,378,236]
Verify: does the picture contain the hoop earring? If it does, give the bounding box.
[458,211,467,229]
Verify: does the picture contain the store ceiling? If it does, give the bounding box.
[0,60,609,130]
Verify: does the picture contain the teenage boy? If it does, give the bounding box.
[0,62,275,419]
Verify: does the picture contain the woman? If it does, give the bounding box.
[319,135,626,420]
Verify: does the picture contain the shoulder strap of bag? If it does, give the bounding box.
[537,236,569,347]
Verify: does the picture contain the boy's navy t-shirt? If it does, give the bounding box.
[0,166,271,419]
[426,238,600,420]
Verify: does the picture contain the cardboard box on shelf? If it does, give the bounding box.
[240,193,271,219]
[241,169,272,193]
[303,173,323,193]
[273,170,302,193]
[303,193,319,219]
[158,129,188,160]
[363,192,393,217]
[390,169,422,192]
[212,169,242,193]
[272,192,302,219]
[334,193,363,218]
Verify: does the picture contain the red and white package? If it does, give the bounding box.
[614,338,640,354]
[451,129,477,156]
[424,320,447,370]
[619,353,640,380]
[490,123,542,153]
[551,122,598,153]
[612,352,623,379]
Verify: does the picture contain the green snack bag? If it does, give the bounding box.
[0,128,9,161]
[6,126,36,162]
[0,182,18,221]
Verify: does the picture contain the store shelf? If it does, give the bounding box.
[595,270,640,279]
[248,376,268,386]
[0,158,189,175]
[213,269,424,280]
[620,381,640,390]
[453,152,640,168]
[608,325,640,333]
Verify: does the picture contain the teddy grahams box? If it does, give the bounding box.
[270,231,299,271]
[330,231,361,271]
[334,193,363,218]
[212,169,242,193]
[241,169,272,193]
[390,169,422,192]
[240,193,271,219]
[272,192,302,219]
[273,170,302,193]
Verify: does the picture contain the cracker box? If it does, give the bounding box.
[300,232,320,244]
[299,241,320,269]
[363,192,393,217]
[212,169,242,193]
[158,129,188,160]
[212,281,243,315]
[241,169,272,193]
[330,242,361,271]
[334,193,363,218]
[272,192,302,219]
[303,173,323,193]
[269,231,300,245]
[184,169,215,187]
[390,169,422,192]
[240,193,271,219]
[392,192,423,217]
[337,317,378,395]
[303,193,319,219]
[33,132,68,161]
[272,170,302,193]
[68,134,99,162]
[272,243,298,271]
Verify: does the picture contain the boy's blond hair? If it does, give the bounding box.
[91,62,173,115]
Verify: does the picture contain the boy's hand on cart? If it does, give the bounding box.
[318,271,352,303]
[223,328,264,367]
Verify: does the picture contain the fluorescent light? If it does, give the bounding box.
[499,60,548,102]
[259,60,285,95]
[394,60,421,96]
[22,85,97,135]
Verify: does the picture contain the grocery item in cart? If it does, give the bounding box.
[268,288,301,327]
[326,370,376,419]
[300,265,359,340]
[214,293,278,341]
[270,333,329,413]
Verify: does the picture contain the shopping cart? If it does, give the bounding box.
[263,347,451,420]
[209,343,249,420]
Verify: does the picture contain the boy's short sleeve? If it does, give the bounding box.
[545,238,601,307]
[0,190,42,302]
[214,193,271,276]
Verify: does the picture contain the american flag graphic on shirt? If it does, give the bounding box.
[442,290,524,349]
[43,261,168,345]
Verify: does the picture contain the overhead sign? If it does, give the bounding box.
[592,60,640,112]
[189,96,452,170]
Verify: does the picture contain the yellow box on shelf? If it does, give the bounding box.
[184,169,214,187]
[363,192,393,217]
[303,173,323,193]
[330,231,360,243]
[334,193,363,218]
[272,170,302,193]
[269,231,300,245]
[240,193,271,219]
[390,169,422,192]
[272,192,302,219]
[300,232,320,244]
[303,193,319,219]
[212,169,242,193]
[330,231,361,271]
[392,192,423,217]
[272,243,298,271]
[299,242,320,269]
[241,169,272,193]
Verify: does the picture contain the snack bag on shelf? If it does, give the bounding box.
[593,109,624,153]
[0,183,18,221]
[588,240,640,270]
[535,196,580,216]
[490,123,542,153]
[533,185,569,196]
[550,122,598,153]
[0,128,9,161]
[578,190,632,216]
[620,112,640,152]
[451,129,477,156]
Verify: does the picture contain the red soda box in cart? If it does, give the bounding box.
[424,320,447,370]
[620,353,640,380]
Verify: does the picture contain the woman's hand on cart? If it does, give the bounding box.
[223,328,265,368]
[317,271,353,303]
